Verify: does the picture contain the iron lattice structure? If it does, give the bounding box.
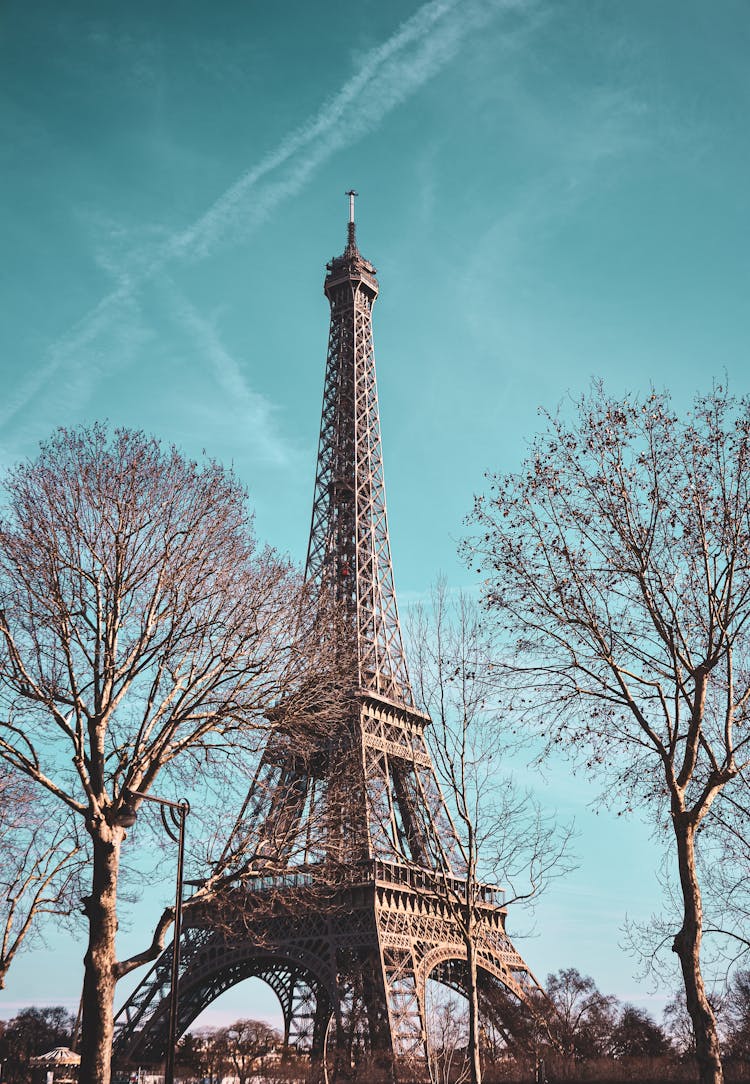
[305,206,411,707]
[113,202,546,1082]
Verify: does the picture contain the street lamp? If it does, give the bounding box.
[115,789,190,1084]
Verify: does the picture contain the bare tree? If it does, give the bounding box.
[178,1026,231,1083]
[610,1004,671,1058]
[0,1006,76,1084]
[722,968,750,1060]
[0,425,302,1084]
[624,773,750,994]
[544,968,617,1061]
[404,584,573,1084]
[663,990,698,1057]
[221,1018,282,1084]
[466,383,750,1084]
[425,985,470,1084]
[0,773,84,988]
[177,1020,282,1084]
[699,778,750,972]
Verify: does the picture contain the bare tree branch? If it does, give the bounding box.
[466,381,750,1084]
[0,772,85,989]
[0,424,305,1084]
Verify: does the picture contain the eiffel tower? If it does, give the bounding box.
[113,196,546,1081]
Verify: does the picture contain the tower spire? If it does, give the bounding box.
[345,188,358,253]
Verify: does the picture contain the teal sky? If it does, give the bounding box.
[2,0,749,1029]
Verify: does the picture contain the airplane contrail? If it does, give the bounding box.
[1,0,530,434]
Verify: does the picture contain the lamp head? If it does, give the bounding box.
[112,790,138,828]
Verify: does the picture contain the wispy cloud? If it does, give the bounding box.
[164,283,293,467]
[169,0,531,259]
[3,0,533,440]
[456,80,651,370]
[0,286,149,452]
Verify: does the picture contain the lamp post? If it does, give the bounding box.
[116,790,190,1084]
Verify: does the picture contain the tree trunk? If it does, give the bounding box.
[465,928,482,1084]
[672,817,723,1084]
[79,828,122,1084]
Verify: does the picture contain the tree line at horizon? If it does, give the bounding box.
[2,965,750,1083]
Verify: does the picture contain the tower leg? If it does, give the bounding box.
[277,971,296,1059]
[288,974,323,1053]
[381,947,428,1083]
